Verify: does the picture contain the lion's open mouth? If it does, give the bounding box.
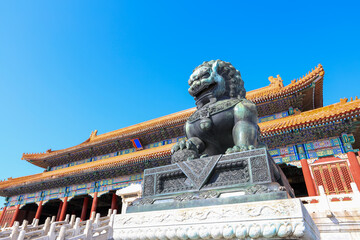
[193,82,216,98]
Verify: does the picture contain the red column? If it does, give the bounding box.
[111,193,118,210]
[10,205,20,227]
[56,202,63,221]
[80,197,89,221]
[347,151,360,189]
[300,158,317,196]
[34,201,43,220]
[0,206,7,225]
[90,192,98,214]
[59,197,68,221]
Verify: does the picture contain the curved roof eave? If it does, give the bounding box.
[22,64,324,164]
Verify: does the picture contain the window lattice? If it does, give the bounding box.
[311,160,354,195]
[331,165,345,192]
[340,164,353,190]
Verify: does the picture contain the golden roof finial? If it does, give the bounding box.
[268,75,284,88]
[340,98,348,104]
[90,130,98,141]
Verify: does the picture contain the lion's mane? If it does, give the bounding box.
[193,60,246,99]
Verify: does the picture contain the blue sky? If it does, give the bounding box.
[0,1,359,206]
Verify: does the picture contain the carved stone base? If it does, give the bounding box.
[129,148,294,213]
[113,198,320,239]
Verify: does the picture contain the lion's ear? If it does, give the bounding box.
[212,60,219,73]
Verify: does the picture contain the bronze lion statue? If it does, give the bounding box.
[171,60,261,163]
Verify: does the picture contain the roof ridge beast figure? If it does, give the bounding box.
[171,60,262,163]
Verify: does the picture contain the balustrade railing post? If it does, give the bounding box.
[318,186,333,217]
[94,213,100,228]
[33,218,39,227]
[21,219,28,231]
[84,220,93,240]
[350,182,360,202]
[47,222,57,240]
[43,217,51,234]
[69,214,76,227]
[64,214,70,223]
[10,221,19,240]
[17,229,25,240]
[56,226,66,240]
[73,217,80,235]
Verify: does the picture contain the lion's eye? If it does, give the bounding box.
[202,72,210,78]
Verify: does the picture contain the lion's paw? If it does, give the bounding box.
[171,140,197,153]
[171,140,200,163]
[225,144,255,154]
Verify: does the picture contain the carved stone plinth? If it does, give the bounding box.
[116,184,142,214]
[129,148,294,213]
[113,198,320,239]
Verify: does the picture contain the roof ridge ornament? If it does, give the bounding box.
[340,98,348,104]
[268,75,284,88]
[90,130,98,141]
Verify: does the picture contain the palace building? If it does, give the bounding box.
[1,64,360,230]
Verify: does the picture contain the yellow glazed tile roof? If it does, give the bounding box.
[5,97,360,189]
[1,143,174,190]
[259,97,360,135]
[22,65,324,161]
[22,108,195,161]
[246,64,324,102]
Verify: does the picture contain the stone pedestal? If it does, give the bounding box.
[113,198,320,239]
[113,149,319,239]
[129,148,294,213]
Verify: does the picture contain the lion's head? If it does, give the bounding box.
[188,60,246,101]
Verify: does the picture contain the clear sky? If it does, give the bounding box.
[0,1,359,207]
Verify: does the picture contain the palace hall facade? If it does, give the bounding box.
[1,64,360,228]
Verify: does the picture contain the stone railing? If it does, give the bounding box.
[299,182,360,217]
[0,210,116,240]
